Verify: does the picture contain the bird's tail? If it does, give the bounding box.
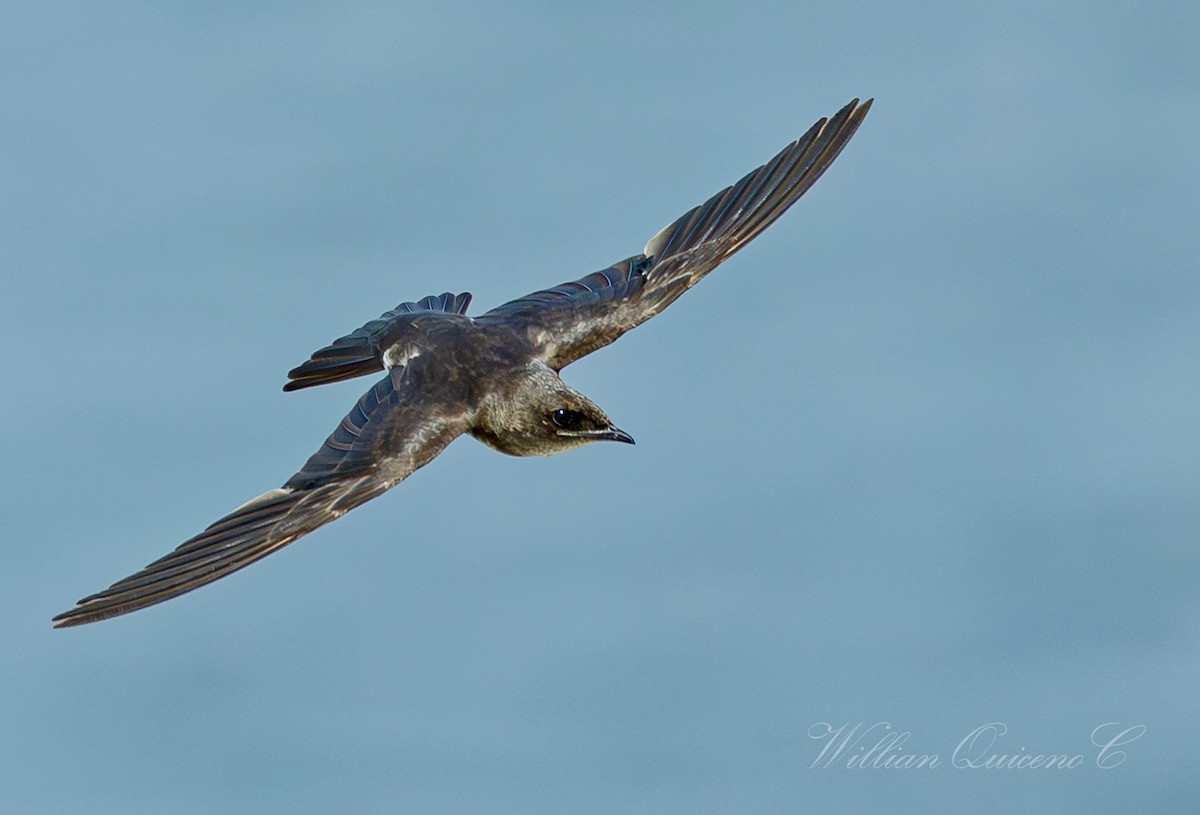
[284,291,472,391]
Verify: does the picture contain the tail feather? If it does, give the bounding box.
[284,354,383,392]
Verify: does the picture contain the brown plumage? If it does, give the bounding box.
[53,98,871,627]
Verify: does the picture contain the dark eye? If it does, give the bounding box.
[551,408,584,431]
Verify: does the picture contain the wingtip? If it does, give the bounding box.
[835,97,872,119]
[51,607,89,629]
[53,601,134,628]
[848,98,873,126]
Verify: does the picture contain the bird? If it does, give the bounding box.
[53,98,872,627]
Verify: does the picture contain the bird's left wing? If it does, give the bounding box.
[479,98,871,370]
[53,364,470,627]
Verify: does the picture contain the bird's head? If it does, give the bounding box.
[472,362,634,457]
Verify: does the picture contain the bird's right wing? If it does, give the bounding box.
[53,363,470,627]
[479,98,871,370]
[284,291,472,391]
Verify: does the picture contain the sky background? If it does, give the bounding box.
[3,1,1198,812]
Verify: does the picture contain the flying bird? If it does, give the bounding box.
[53,98,871,627]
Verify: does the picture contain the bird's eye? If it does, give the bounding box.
[551,408,584,431]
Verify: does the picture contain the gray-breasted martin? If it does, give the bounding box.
[54,98,871,627]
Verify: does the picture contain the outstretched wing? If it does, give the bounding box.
[479,98,871,369]
[284,291,472,391]
[53,364,469,627]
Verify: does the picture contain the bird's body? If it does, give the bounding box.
[54,98,871,627]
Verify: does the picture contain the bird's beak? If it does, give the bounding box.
[561,427,638,446]
[559,426,636,445]
[597,426,635,445]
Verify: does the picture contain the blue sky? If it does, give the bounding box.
[3,2,1198,812]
